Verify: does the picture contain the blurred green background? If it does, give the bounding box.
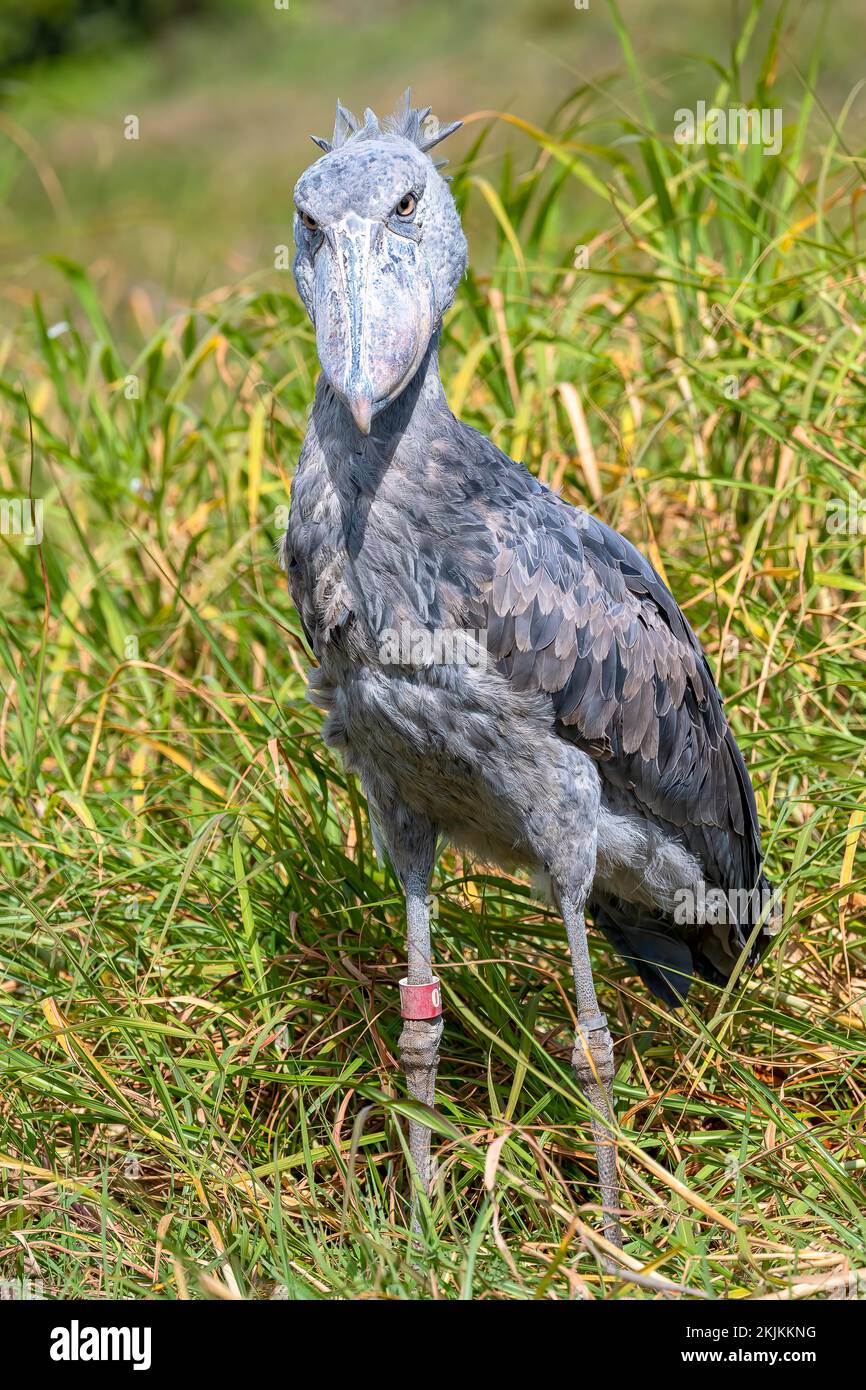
[2,0,864,322]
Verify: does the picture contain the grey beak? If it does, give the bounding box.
[313,211,435,434]
[316,214,379,434]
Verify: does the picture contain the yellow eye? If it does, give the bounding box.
[299,210,319,232]
[395,193,416,219]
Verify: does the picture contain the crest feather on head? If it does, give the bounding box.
[310,88,463,161]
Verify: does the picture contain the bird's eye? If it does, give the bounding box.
[395,194,416,219]
[299,210,319,232]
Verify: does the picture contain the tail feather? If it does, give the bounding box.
[590,897,697,1007]
[590,874,777,1009]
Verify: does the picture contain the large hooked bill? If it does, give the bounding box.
[314,212,435,432]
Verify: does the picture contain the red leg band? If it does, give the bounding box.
[399,977,442,1019]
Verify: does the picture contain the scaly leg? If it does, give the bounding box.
[561,893,623,1249]
[369,800,441,1232]
[398,869,443,1231]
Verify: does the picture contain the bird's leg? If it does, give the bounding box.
[398,869,443,1233]
[561,894,623,1249]
[369,800,441,1233]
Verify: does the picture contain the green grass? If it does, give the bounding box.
[1,1,865,1299]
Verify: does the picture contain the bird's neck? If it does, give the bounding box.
[310,335,453,477]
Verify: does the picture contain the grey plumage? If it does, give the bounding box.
[283,357,773,994]
[280,90,776,1243]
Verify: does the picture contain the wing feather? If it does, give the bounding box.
[483,503,765,918]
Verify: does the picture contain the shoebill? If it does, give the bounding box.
[280,91,775,1248]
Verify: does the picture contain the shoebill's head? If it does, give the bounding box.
[292,90,466,433]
